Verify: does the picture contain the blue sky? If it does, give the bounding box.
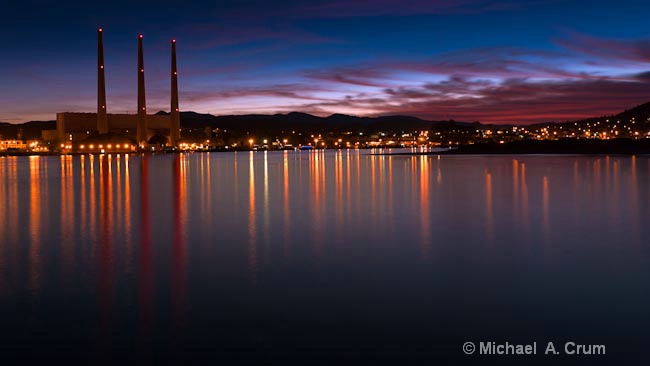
[2,0,650,123]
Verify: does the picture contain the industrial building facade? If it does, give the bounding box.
[54,29,181,151]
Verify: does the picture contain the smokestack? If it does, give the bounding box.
[170,39,180,146]
[97,28,108,134]
[137,34,148,146]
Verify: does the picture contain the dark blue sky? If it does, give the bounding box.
[2,0,650,123]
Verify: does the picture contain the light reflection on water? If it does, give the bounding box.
[0,151,650,364]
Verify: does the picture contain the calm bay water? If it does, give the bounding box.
[1,151,650,364]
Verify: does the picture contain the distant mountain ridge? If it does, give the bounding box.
[150,111,477,135]
[3,102,650,140]
[0,120,56,140]
[589,101,650,123]
[527,101,650,127]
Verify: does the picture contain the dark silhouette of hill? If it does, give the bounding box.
[609,101,650,122]
[149,111,474,135]
[136,102,650,132]
[3,101,650,140]
[0,120,56,140]
[528,101,650,128]
[140,111,470,138]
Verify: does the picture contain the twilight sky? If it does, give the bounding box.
[2,0,650,124]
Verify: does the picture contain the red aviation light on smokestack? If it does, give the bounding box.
[139,34,143,38]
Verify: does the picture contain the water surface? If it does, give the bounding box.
[1,151,649,364]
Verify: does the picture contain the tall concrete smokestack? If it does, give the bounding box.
[170,39,180,146]
[97,28,108,134]
[137,34,148,146]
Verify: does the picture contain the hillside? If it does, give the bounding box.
[0,120,56,140]
[530,101,650,128]
[3,101,650,140]
[157,111,475,134]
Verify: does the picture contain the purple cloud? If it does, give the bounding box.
[555,31,650,64]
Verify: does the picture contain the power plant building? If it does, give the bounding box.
[56,112,174,142]
[55,29,181,150]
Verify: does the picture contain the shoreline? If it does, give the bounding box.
[4,139,650,157]
[376,139,650,156]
